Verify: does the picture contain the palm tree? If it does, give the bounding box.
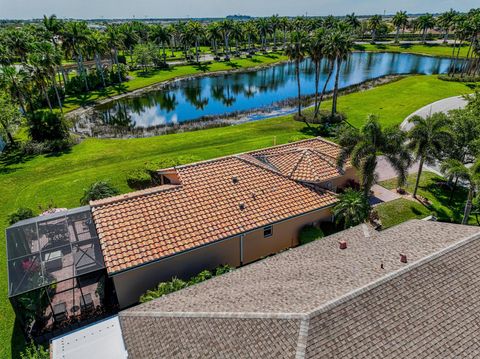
[0,91,22,145]
[120,22,140,65]
[392,11,408,43]
[0,65,29,113]
[207,23,221,58]
[279,17,290,48]
[333,189,371,229]
[337,115,411,196]
[368,15,383,43]
[345,13,361,32]
[230,22,244,55]
[256,18,270,52]
[186,21,204,63]
[441,158,480,224]
[269,15,280,49]
[219,19,234,58]
[417,13,436,44]
[243,21,258,54]
[407,113,453,198]
[62,21,90,91]
[106,24,126,83]
[151,25,169,64]
[438,9,458,43]
[307,28,325,119]
[285,30,307,117]
[86,31,108,87]
[330,27,353,116]
[42,14,66,85]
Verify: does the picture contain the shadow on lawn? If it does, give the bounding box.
[422,175,468,223]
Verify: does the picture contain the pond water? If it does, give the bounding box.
[85,52,459,137]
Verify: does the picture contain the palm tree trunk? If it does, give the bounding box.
[413,156,424,198]
[95,53,106,87]
[114,48,122,83]
[395,27,400,43]
[462,187,474,224]
[331,58,341,116]
[195,39,199,62]
[317,60,334,114]
[52,76,63,113]
[0,121,15,145]
[313,60,320,119]
[43,87,53,112]
[296,60,301,117]
[283,30,287,48]
[448,175,459,203]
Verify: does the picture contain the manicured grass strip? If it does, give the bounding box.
[62,53,288,112]
[0,75,477,358]
[321,75,476,128]
[380,171,474,224]
[354,43,471,58]
[376,198,431,229]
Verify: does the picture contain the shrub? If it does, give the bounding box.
[8,207,35,225]
[126,168,153,190]
[20,342,49,359]
[27,110,70,142]
[80,181,120,205]
[139,265,233,303]
[299,225,324,245]
[21,138,74,155]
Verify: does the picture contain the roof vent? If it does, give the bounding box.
[232,176,239,184]
[239,202,245,210]
[339,241,347,250]
[400,254,408,263]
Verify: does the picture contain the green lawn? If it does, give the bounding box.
[380,171,474,224]
[376,198,431,229]
[321,75,475,128]
[354,43,471,58]
[0,74,477,358]
[62,52,288,112]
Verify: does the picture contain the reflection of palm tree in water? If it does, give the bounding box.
[158,93,178,112]
[211,82,236,107]
[102,102,134,129]
[183,85,209,110]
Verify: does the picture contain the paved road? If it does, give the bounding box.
[400,95,468,131]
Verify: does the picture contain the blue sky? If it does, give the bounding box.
[1,0,478,19]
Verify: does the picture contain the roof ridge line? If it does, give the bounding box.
[120,310,307,320]
[288,149,309,179]
[90,184,181,207]
[305,226,480,320]
[295,318,310,359]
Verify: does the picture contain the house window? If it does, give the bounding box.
[263,225,273,238]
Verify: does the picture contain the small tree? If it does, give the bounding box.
[440,158,480,224]
[80,181,120,205]
[0,91,22,146]
[333,189,371,229]
[8,207,35,225]
[27,110,69,142]
[407,113,453,198]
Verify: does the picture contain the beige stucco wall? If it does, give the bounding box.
[242,207,333,264]
[320,167,358,191]
[113,236,241,308]
[113,207,335,308]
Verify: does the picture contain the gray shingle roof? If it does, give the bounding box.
[119,220,480,358]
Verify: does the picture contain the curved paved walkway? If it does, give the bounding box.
[376,95,469,184]
[400,95,468,131]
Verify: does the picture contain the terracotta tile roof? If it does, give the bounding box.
[245,138,346,183]
[119,221,480,358]
[92,140,338,274]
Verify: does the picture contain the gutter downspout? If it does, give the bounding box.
[240,234,245,265]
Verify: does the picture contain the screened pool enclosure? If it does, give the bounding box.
[6,207,117,339]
